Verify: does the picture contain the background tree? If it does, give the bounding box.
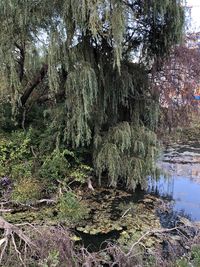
[151,32,200,134]
[0,0,184,190]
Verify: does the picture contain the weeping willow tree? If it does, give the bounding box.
[0,0,184,190]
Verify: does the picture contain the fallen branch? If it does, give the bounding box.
[0,216,35,265]
[36,199,57,204]
[125,226,180,257]
[0,216,34,246]
[0,208,13,213]
[121,207,131,218]
[0,198,57,209]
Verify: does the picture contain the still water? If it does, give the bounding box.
[149,142,200,221]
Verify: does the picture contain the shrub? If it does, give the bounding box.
[57,191,88,223]
[11,177,42,203]
[10,161,33,180]
[176,258,189,267]
[192,245,200,267]
[39,149,70,183]
[69,164,93,184]
[0,130,33,178]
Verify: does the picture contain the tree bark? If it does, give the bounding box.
[15,42,25,82]
[20,64,48,106]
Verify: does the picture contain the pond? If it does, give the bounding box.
[149,142,200,221]
[73,142,200,251]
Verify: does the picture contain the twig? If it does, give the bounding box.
[0,209,13,212]
[35,199,57,204]
[11,233,25,266]
[126,226,180,257]
[0,237,8,263]
[121,207,131,218]
[30,145,37,158]
[0,199,56,208]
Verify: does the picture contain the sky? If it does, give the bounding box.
[186,0,200,31]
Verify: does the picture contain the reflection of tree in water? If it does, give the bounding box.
[164,162,200,183]
[160,142,200,182]
[158,204,192,228]
[149,174,174,199]
[152,143,200,222]
[150,178,193,228]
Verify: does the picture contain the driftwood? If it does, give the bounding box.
[0,208,13,213]
[0,216,35,265]
[0,198,56,210]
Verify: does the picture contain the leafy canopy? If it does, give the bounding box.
[0,0,184,189]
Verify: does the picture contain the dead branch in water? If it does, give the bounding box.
[125,226,180,257]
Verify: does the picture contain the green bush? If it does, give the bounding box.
[175,246,200,267]
[11,177,42,203]
[57,191,88,223]
[69,164,93,184]
[10,161,33,180]
[192,245,200,267]
[176,258,189,267]
[39,149,70,188]
[0,130,33,178]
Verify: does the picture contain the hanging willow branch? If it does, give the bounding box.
[0,0,184,190]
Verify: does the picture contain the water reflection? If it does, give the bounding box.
[149,142,200,221]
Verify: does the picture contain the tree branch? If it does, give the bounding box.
[20,64,48,106]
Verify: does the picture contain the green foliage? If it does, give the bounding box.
[0,130,32,178]
[175,246,200,267]
[94,122,158,190]
[39,250,60,267]
[176,258,189,267]
[191,245,200,266]
[57,191,88,223]
[39,149,70,183]
[65,63,98,147]
[11,177,42,203]
[0,102,15,131]
[144,255,157,267]
[69,164,93,184]
[0,0,185,191]
[10,160,33,181]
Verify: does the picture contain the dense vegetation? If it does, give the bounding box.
[0,1,194,266]
[0,0,184,192]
